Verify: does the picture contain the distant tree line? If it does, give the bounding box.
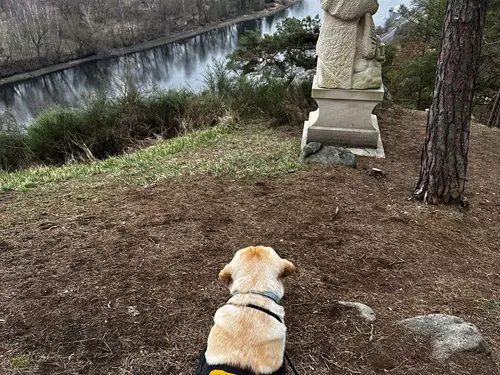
[0,0,281,78]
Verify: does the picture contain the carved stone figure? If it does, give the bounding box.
[316,0,385,90]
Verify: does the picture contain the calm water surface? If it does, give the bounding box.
[0,0,409,125]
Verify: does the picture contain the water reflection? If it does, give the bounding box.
[0,0,406,125]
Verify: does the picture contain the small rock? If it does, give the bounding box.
[399,314,490,361]
[338,301,376,323]
[300,146,357,168]
[127,306,140,317]
[369,168,384,177]
[301,142,322,159]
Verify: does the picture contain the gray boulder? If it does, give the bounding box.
[399,314,490,361]
[338,301,376,323]
[300,144,357,168]
[300,141,322,158]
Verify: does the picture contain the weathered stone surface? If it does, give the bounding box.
[300,145,357,167]
[302,81,384,150]
[338,301,376,323]
[316,0,384,89]
[399,314,490,361]
[300,142,322,159]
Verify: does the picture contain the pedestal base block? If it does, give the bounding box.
[302,78,385,158]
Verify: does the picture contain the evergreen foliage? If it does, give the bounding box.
[227,16,320,76]
[385,0,500,116]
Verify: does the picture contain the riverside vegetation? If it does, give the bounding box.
[1,2,499,178]
[0,16,318,176]
[0,61,314,177]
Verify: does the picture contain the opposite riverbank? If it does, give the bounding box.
[0,0,302,89]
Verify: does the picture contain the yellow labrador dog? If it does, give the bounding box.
[196,246,295,375]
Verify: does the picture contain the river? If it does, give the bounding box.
[0,0,409,126]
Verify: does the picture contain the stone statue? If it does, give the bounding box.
[316,0,385,90]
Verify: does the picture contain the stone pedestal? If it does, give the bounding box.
[302,77,385,158]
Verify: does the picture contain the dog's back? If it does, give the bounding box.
[203,294,286,374]
[197,246,295,375]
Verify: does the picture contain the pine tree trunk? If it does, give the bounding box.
[487,89,500,128]
[413,0,487,205]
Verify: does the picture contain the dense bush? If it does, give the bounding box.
[25,88,225,165]
[205,61,315,125]
[230,77,312,124]
[0,131,30,171]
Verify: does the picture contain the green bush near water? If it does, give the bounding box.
[204,61,316,125]
[26,88,225,165]
[0,66,314,172]
[0,131,30,172]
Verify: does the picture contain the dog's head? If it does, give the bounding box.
[218,246,295,299]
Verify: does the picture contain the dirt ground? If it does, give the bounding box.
[1,106,499,374]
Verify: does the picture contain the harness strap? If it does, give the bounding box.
[227,303,283,323]
[284,351,300,375]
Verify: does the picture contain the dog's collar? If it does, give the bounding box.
[231,290,281,304]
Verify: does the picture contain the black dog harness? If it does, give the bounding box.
[197,302,299,375]
[228,303,283,323]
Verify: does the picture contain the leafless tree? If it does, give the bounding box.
[4,0,61,59]
[0,0,270,76]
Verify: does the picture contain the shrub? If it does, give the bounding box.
[25,87,226,166]
[0,131,30,171]
[204,63,315,126]
[26,97,116,164]
[204,61,236,99]
[2,62,313,171]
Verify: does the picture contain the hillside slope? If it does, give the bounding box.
[0,106,499,374]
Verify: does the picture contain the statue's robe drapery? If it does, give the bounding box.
[316,0,381,89]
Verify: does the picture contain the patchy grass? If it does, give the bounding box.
[0,122,304,192]
[9,354,31,371]
[0,124,226,191]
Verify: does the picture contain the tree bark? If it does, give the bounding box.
[413,0,487,205]
[487,89,500,128]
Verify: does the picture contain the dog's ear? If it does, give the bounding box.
[219,263,233,284]
[280,259,296,278]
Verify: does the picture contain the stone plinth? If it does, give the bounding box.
[302,77,385,157]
